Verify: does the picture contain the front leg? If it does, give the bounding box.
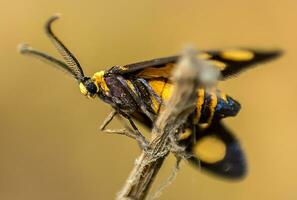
[99,110,117,131]
[99,110,149,151]
[120,113,150,151]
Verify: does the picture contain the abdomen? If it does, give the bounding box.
[147,78,241,124]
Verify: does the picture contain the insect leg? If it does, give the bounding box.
[99,110,117,131]
[100,110,149,150]
[118,112,150,150]
[99,111,137,139]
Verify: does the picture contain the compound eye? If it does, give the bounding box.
[86,82,98,95]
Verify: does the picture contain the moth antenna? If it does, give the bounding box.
[18,43,76,78]
[45,14,85,81]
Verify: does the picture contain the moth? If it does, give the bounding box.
[19,15,281,179]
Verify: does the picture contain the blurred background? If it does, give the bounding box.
[1,0,296,199]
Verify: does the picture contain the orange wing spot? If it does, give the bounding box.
[137,63,175,79]
[193,136,226,164]
[220,49,254,61]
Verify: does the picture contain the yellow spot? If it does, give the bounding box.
[92,71,109,92]
[210,60,227,70]
[194,89,205,124]
[178,129,192,141]
[193,136,226,164]
[79,82,88,95]
[220,49,254,61]
[137,64,174,79]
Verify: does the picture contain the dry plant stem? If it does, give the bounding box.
[117,48,202,200]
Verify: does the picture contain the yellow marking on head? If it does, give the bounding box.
[193,136,226,164]
[92,71,109,92]
[208,90,218,124]
[137,63,174,79]
[79,82,88,96]
[197,52,212,60]
[178,128,192,141]
[194,88,205,124]
[210,60,227,70]
[220,49,254,61]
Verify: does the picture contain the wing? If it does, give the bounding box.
[186,122,246,179]
[120,49,282,79]
[122,55,179,74]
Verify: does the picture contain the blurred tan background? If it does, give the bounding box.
[1,0,296,199]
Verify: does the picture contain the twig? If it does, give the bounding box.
[117,47,217,200]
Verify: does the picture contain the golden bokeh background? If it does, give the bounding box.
[1,0,296,199]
